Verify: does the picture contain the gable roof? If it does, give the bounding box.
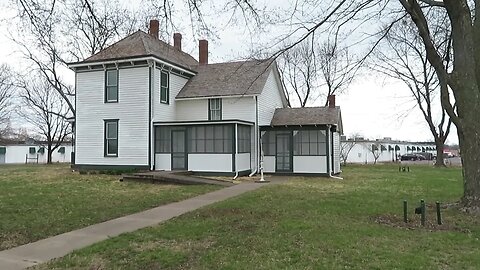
[176,59,273,99]
[270,107,343,133]
[75,31,198,71]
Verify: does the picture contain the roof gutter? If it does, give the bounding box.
[68,55,197,76]
[175,94,258,101]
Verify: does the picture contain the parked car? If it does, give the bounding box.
[413,152,434,160]
[400,154,426,161]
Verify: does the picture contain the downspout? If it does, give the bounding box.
[327,125,343,180]
[249,96,259,177]
[233,123,239,180]
[149,61,155,171]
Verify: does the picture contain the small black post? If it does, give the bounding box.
[420,199,426,226]
[436,201,442,225]
[399,166,401,172]
[403,200,408,223]
[407,166,410,172]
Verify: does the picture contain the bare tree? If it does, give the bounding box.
[374,16,452,167]
[278,35,356,107]
[398,0,480,208]
[17,76,71,164]
[0,64,14,139]
[369,143,382,165]
[10,0,148,117]
[340,138,358,166]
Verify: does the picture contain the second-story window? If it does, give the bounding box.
[208,98,222,120]
[105,70,118,103]
[160,70,169,104]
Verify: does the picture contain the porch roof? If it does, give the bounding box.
[270,107,343,133]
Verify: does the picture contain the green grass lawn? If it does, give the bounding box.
[35,164,480,269]
[0,164,219,251]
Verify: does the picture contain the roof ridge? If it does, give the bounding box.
[138,31,149,55]
[84,30,145,61]
[138,30,198,64]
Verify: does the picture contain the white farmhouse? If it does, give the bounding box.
[68,20,343,176]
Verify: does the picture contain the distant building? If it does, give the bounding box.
[0,138,72,164]
[341,137,436,164]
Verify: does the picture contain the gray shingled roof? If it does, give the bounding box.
[76,31,198,71]
[270,107,343,132]
[176,59,273,99]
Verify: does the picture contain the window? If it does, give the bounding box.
[238,125,251,153]
[189,125,232,153]
[160,70,169,104]
[104,120,118,157]
[105,70,118,102]
[0,147,6,155]
[293,130,326,156]
[58,147,66,154]
[29,147,36,154]
[155,126,172,153]
[208,98,222,120]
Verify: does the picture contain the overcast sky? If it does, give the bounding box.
[0,0,458,144]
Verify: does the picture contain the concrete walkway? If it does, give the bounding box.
[0,181,273,270]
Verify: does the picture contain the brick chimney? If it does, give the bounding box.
[173,33,182,51]
[327,95,336,108]
[149,20,159,39]
[199,40,208,65]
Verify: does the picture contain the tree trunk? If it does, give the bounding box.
[434,141,446,167]
[458,124,480,208]
[47,144,52,164]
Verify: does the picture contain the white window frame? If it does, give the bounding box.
[208,98,222,120]
[105,120,118,157]
[105,70,118,103]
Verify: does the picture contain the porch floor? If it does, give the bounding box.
[122,171,235,186]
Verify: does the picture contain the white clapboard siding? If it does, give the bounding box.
[76,67,149,165]
[175,99,208,121]
[175,96,256,122]
[258,70,285,126]
[222,97,256,122]
[153,69,188,122]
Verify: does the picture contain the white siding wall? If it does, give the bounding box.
[188,154,232,172]
[258,70,285,126]
[175,99,208,121]
[293,156,328,173]
[223,97,256,122]
[236,153,251,172]
[153,69,188,122]
[1,145,72,164]
[76,67,149,166]
[333,132,341,174]
[175,96,255,122]
[155,154,171,170]
[263,156,275,173]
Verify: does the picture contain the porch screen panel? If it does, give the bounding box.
[238,125,251,153]
[155,126,172,153]
[189,125,232,153]
[294,130,326,156]
[261,131,276,156]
